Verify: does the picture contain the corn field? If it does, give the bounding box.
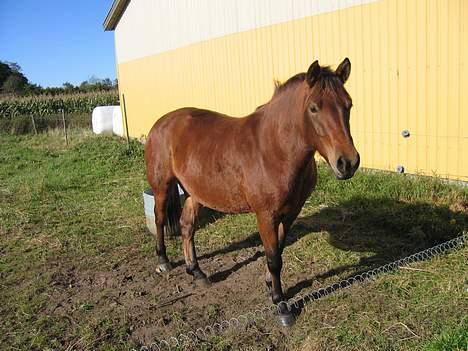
[0,90,119,117]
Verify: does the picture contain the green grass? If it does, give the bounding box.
[0,131,467,351]
[0,131,146,350]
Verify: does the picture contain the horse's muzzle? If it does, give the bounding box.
[335,153,360,180]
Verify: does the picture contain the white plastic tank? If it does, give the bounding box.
[143,189,157,235]
[92,106,115,134]
[112,107,124,137]
[143,186,185,235]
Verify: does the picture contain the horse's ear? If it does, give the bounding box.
[306,60,321,87]
[336,58,351,84]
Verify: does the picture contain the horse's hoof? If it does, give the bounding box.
[194,276,211,288]
[278,311,295,327]
[156,262,173,273]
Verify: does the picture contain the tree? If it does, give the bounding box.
[0,61,11,87]
[6,62,22,73]
[2,73,27,94]
[0,61,29,95]
[22,83,42,95]
[0,60,117,96]
[102,78,113,87]
[87,75,100,85]
[62,82,76,92]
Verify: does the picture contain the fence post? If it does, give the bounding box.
[61,109,68,146]
[122,93,130,150]
[31,115,37,135]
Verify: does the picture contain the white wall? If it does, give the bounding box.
[115,0,377,63]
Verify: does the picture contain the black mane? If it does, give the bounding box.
[273,66,343,96]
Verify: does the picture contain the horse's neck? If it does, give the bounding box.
[255,90,312,168]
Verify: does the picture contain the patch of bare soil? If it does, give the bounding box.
[45,235,305,348]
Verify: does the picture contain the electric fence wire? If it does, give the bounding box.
[133,232,467,351]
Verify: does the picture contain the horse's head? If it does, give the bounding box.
[302,58,360,180]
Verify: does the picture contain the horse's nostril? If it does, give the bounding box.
[337,156,346,173]
[336,156,354,176]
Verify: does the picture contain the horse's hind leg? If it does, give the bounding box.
[180,196,210,286]
[152,182,173,272]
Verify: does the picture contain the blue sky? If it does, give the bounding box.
[0,0,116,87]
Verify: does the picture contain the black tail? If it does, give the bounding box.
[165,181,182,237]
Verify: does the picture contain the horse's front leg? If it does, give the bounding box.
[265,221,289,295]
[257,213,295,327]
[180,196,210,286]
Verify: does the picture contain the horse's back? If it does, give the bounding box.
[161,107,242,134]
[152,107,250,154]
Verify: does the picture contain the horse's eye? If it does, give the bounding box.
[309,104,319,114]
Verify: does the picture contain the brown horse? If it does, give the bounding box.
[144,58,360,326]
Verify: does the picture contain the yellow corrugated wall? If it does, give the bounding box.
[117,0,468,181]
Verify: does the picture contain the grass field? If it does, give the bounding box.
[0,131,467,351]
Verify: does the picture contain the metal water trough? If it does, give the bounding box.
[143,186,185,235]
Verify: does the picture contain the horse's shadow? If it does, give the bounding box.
[169,208,262,275]
[191,196,467,295]
[284,196,466,299]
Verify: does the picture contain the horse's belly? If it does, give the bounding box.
[198,192,251,214]
[175,165,251,214]
[181,176,251,213]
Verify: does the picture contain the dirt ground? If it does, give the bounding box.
[44,231,289,348]
[43,209,350,350]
